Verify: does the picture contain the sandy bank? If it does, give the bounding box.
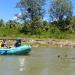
[1,38,75,47]
[22,38,75,47]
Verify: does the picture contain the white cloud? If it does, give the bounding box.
[12,16,18,20]
[12,13,22,21]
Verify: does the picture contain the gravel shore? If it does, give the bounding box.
[24,38,75,47]
[0,38,75,47]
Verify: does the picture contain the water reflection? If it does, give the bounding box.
[40,68,48,75]
[0,47,75,75]
[19,57,26,71]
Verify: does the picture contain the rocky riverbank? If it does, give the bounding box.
[22,38,75,47]
[1,38,75,47]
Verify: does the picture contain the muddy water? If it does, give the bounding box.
[0,47,75,75]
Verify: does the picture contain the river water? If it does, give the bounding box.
[0,47,75,75]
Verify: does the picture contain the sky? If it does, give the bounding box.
[0,0,75,22]
[0,0,20,21]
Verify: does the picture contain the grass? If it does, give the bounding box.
[0,27,75,40]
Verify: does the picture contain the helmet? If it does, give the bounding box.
[16,38,21,43]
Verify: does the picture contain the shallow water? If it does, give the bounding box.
[0,47,75,75]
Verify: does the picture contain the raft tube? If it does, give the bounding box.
[0,45,32,55]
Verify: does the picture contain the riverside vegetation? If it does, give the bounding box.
[0,0,75,47]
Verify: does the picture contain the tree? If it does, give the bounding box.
[68,16,75,33]
[16,0,46,21]
[20,20,32,34]
[43,21,49,31]
[0,19,5,27]
[49,0,73,30]
[6,20,16,29]
[31,16,43,34]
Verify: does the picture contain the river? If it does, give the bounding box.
[0,47,75,75]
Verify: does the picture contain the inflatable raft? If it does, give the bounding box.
[0,45,31,55]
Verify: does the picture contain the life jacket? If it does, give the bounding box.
[0,42,2,48]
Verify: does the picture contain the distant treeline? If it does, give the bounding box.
[0,0,75,39]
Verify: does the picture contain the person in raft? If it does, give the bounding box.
[0,41,2,48]
[14,38,21,47]
[0,34,8,48]
[1,39,8,48]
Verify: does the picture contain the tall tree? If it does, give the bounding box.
[16,0,46,21]
[49,0,73,30]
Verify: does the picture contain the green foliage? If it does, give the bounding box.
[49,24,60,34]
[16,0,46,21]
[43,21,49,31]
[31,17,43,34]
[49,0,73,30]
[20,17,48,35]
[0,20,75,39]
[0,0,75,39]
[68,16,75,33]
[20,20,32,34]
[0,19,5,27]
[6,20,16,29]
